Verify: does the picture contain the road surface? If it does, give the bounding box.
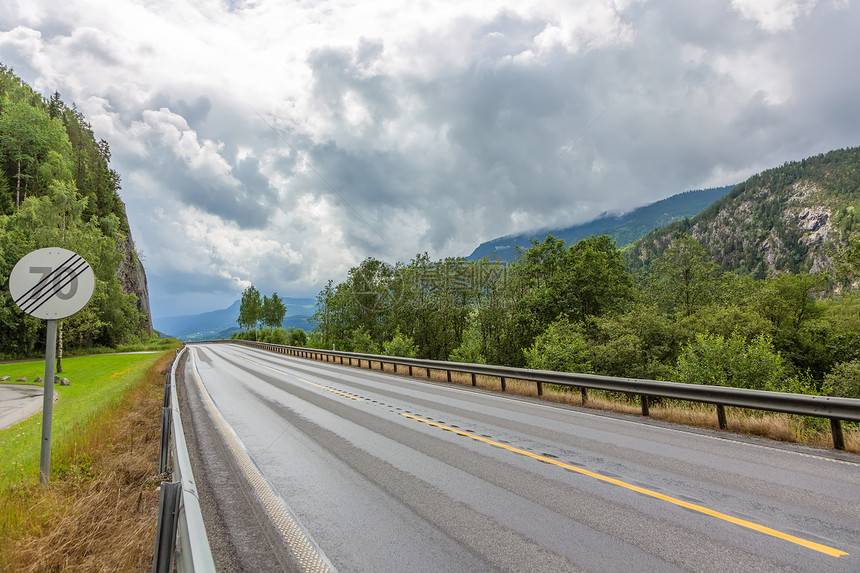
[180,343,860,572]
[0,384,55,430]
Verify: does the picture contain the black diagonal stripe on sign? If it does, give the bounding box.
[22,260,90,314]
[16,254,85,312]
[19,256,88,314]
[14,253,78,308]
[20,260,89,315]
[19,256,89,315]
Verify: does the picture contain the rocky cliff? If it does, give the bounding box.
[626,146,860,278]
[116,229,153,334]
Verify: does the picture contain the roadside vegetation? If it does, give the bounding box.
[301,235,860,402]
[0,345,179,570]
[0,64,151,361]
[227,231,860,450]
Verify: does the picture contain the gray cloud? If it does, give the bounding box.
[1,0,858,318]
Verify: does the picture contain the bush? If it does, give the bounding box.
[382,330,418,358]
[348,328,379,354]
[674,332,785,390]
[450,318,485,364]
[524,317,592,373]
[287,327,308,347]
[824,359,860,398]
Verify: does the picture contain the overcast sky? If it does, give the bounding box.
[2,0,858,320]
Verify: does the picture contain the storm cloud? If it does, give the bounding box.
[1,0,857,318]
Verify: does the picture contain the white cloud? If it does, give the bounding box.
[1,0,858,318]
[731,0,817,32]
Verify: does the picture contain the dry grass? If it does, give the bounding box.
[0,351,175,572]
[360,358,860,454]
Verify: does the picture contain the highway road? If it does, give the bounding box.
[181,342,860,572]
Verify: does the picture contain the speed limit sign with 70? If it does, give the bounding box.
[9,247,95,320]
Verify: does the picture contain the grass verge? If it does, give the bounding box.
[0,347,178,571]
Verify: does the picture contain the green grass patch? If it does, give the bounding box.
[64,336,182,356]
[0,352,167,487]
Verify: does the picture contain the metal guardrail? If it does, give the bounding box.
[153,347,216,573]
[209,339,860,450]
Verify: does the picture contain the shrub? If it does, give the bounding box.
[287,327,308,347]
[382,330,418,358]
[348,328,379,354]
[824,359,860,399]
[524,317,592,373]
[674,332,785,390]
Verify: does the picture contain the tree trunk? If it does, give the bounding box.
[56,322,63,373]
[16,158,21,209]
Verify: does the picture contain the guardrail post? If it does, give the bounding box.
[831,418,845,450]
[409,365,413,376]
[717,405,728,429]
[447,370,452,383]
[471,373,477,387]
[641,395,650,416]
[500,377,507,392]
[537,381,543,396]
[158,407,172,474]
[426,367,431,378]
[581,388,588,404]
[152,481,182,573]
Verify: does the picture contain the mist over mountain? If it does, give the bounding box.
[468,186,734,262]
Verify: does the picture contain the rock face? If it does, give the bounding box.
[628,147,860,278]
[116,225,154,335]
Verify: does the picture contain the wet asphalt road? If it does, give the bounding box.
[183,343,860,572]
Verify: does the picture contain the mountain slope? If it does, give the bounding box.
[468,185,734,262]
[626,147,860,277]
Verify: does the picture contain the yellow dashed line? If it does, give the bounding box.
[297,378,363,401]
[227,350,363,401]
[402,413,849,558]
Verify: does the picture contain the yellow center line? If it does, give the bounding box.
[227,350,364,402]
[402,413,849,558]
[296,377,363,401]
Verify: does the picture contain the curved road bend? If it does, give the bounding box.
[181,342,860,572]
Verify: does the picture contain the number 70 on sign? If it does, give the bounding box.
[9,247,95,320]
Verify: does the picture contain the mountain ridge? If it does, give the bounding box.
[626,146,860,277]
[468,185,734,262]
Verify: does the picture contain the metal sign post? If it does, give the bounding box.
[9,248,95,486]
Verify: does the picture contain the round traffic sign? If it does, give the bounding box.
[9,248,95,320]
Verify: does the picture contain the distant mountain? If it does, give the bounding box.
[626,146,860,277]
[468,185,734,262]
[155,297,317,340]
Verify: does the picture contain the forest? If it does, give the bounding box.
[0,65,149,358]
[234,230,860,401]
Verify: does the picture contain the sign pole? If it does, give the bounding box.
[9,247,95,487]
[39,319,58,486]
